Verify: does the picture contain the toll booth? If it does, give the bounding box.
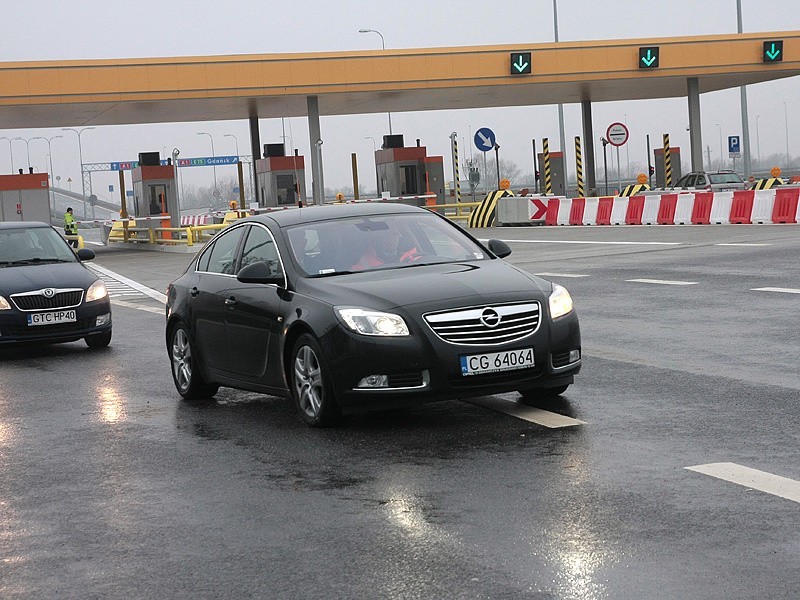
[131,153,179,229]
[375,135,445,205]
[0,172,51,223]
[654,147,682,188]
[536,152,567,196]
[255,144,307,207]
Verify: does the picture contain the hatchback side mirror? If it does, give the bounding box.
[487,239,512,258]
[76,248,95,261]
[237,261,284,286]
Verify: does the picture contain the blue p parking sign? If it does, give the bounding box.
[728,135,741,157]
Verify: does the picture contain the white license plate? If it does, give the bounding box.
[27,310,77,326]
[460,347,535,376]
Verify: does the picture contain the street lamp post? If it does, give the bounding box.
[197,132,218,198]
[784,102,790,168]
[0,137,14,173]
[714,123,723,169]
[358,29,393,135]
[552,0,567,163]
[62,126,96,218]
[31,135,63,218]
[223,133,240,158]
[11,137,30,170]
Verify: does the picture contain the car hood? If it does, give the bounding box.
[296,260,551,310]
[0,262,97,296]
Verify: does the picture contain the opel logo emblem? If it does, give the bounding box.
[43,288,55,298]
[480,307,501,328]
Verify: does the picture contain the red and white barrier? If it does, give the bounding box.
[537,187,799,227]
[180,214,209,227]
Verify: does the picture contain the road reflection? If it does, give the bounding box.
[95,384,127,423]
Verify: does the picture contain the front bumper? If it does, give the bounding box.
[0,301,112,345]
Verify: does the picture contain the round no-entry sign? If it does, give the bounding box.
[606,122,629,146]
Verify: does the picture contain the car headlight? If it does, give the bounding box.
[86,280,109,302]
[0,295,10,310]
[336,307,409,336]
[549,283,574,319]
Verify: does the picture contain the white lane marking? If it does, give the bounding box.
[535,272,590,278]
[112,298,165,315]
[686,462,800,504]
[497,239,681,246]
[751,287,800,294]
[716,243,771,247]
[464,397,585,428]
[87,264,167,303]
[626,278,698,286]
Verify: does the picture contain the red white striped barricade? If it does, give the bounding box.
[526,195,556,223]
[657,193,679,224]
[545,198,560,225]
[595,197,615,225]
[555,197,572,225]
[752,189,776,224]
[568,198,585,225]
[582,197,600,225]
[674,193,695,224]
[772,187,799,224]
[709,192,733,224]
[730,190,755,223]
[689,192,712,224]
[180,214,209,227]
[641,194,662,225]
[610,197,629,225]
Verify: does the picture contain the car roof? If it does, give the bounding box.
[248,202,428,228]
[0,221,51,230]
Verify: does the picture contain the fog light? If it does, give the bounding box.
[569,349,581,362]
[96,313,111,327]
[357,375,389,389]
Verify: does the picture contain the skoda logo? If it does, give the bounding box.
[42,288,55,298]
[480,307,501,328]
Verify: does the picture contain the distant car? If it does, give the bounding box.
[672,170,747,192]
[0,221,112,348]
[165,203,581,427]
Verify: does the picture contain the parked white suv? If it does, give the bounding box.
[672,170,747,192]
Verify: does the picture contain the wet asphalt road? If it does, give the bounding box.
[1,224,798,599]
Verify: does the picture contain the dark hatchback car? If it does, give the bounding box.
[165,203,581,426]
[0,221,112,348]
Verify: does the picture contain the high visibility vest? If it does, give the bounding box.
[64,213,77,235]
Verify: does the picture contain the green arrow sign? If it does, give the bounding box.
[763,40,783,63]
[639,46,659,69]
[510,52,532,75]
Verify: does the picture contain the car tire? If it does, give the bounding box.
[85,331,112,349]
[169,323,218,400]
[518,385,569,403]
[290,334,341,427]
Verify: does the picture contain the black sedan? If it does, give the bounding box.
[0,221,112,348]
[165,203,580,426]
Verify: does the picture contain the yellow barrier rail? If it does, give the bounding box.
[424,202,481,221]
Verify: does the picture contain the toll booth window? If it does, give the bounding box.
[277,174,297,205]
[199,226,245,275]
[239,225,282,278]
[400,165,418,195]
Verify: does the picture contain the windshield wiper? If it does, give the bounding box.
[8,257,72,265]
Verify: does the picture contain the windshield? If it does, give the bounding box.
[286,212,487,276]
[0,226,79,264]
[708,173,743,184]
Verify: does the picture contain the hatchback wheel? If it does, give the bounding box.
[518,385,569,403]
[170,323,218,400]
[85,330,112,349]
[291,334,340,427]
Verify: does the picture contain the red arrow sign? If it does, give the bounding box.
[529,198,547,220]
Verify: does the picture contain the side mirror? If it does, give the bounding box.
[487,239,512,259]
[237,261,284,286]
[76,248,95,261]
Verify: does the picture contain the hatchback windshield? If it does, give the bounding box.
[286,212,487,276]
[708,173,744,184]
[0,226,78,265]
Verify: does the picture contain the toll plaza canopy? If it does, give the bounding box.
[1,29,798,200]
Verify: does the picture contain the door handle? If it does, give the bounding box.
[190,287,199,297]
[225,297,237,307]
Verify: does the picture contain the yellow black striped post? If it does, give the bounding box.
[543,138,552,195]
[452,135,461,202]
[663,133,673,187]
[574,136,584,197]
[467,189,515,228]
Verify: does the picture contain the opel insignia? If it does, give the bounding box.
[165,203,580,426]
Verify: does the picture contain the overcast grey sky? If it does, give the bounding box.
[1,0,798,198]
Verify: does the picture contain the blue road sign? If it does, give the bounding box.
[474,128,496,152]
[728,135,741,155]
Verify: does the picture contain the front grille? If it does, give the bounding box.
[448,366,542,389]
[424,302,541,346]
[387,372,424,388]
[11,289,83,311]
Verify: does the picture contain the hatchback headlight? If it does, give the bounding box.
[549,284,574,319]
[0,295,10,310]
[86,280,109,302]
[336,307,409,336]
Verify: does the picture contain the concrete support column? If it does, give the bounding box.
[248,114,261,206]
[687,77,704,171]
[307,95,324,205]
[581,100,597,196]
